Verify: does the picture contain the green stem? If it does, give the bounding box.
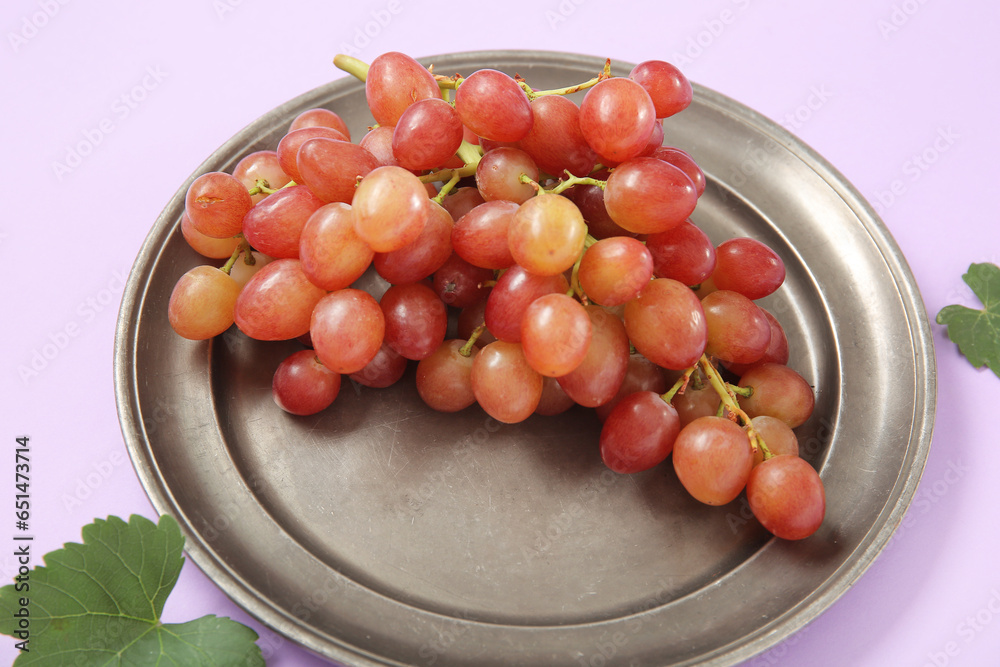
[220,237,251,275]
[333,54,369,81]
[662,365,698,403]
[459,323,486,357]
[520,172,607,196]
[516,59,611,100]
[697,355,772,459]
[432,171,462,204]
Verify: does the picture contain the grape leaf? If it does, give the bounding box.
[0,514,265,666]
[936,262,1000,378]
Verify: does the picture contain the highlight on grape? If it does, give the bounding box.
[164,51,825,541]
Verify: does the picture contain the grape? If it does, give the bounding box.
[604,157,697,234]
[352,166,430,253]
[565,182,636,240]
[638,120,664,157]
[359,126,405,169]
[296,137,381,204]
[168,266,240,340]
[373,200,453,285]
[738,363,815,428]
[518,94,597,178]
[672,381,721,428]
[475,147,539,204]
[272,349,342,416]
[672,416,754,505]
[392,98,465,171]
[276,126,349,184]
[228,251,273,289]
[366,51,441,127]
[624,278,707,370]
[556,306,629,407]
[725,307,790,376]
[650,147,706,197]
[645,219,716,286]
[483,264,569,343]
[349,342,408,389]
[299,202,374,292]
[712,237,785,300]
[310,288,386,374]
[432,252,493,308]
[508,194,587,276]
[234,259,326,341]
[594,354,668,421]
[535,376,576,416]
[439,186,486,221]
[288,107,351,140]
[416,339,478,412]
[701,289,771,365]
[470,340,543,423]
[600,391,680,473]
[232,150,291,205]
[457,300,497,348]
[579,77,656,164]
[241,185,325,259]
[179,212,240,259]
[747,456,825,540]
[380,282,448,361]
[455,69,533,142]
[578,236,653,307]
[451,200,519,269]
[520,293,592,377]
[628,60,693,119]
[184,172,252,239]
[750,415,799,467]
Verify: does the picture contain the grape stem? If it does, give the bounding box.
[696,355,773,459]
[459,323,486,357]
[662,365,698,403]
[515,58,613,100]
[519,172,606,196]
[220,236,253,275]
[420,140,483,185]
[333,54,369,81]
[432,171,462,204]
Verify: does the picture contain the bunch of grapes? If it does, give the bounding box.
[169,51,825,541]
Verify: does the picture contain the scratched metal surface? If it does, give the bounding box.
[114,51,935,666]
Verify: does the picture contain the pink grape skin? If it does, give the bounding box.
[638,120,664,158]
[483,264,569,343]
[520,293,592,377]
[518,94,597,178]
[457,301,497,348]
[180,212,240,259]
[565,183,636,240]
[392,98,465,171]
[359,126,406,169]
[747,455,825,540]
[451,200,519,270]
[241,185,324,259]
[557,306,630,408]
[298,202,374,291]
[440,187,486,221]
[712,237,786,300]
[738,363,815,429]
[672,416,754,506]
[646,219,717,287]
[272,350,342,416]
[228,251,272,290]
[296,138,381,204]
[232,150,291,205]
[185,172,252,239]
[672,382,721,428]
[508,194,587,276]
[651,147,706,197]
[475,147,539,204]
[701,289,771,365]
[168,266,240,340]
[578,77,657,164]
[374,200,453,285]
[578,237,654,307]
[349,342,408,389]
[234,259,326,341]
[751,415,799,467]
[432,252,493,308]
[725,307,790,376]
[628,60,693,119]
[535,376,576,416]
[380,282,448,361]
[352,166,430,253]
[470,341,543,423]
[288,107,351,141]
[365,52,441,127]
[600,391,680,474]
[276,126,349,184]
[604,157,698,234]
[455,69,533,142]
[624,278,707,370]
[310,289,386,374]
[416,339,478,412]
[594,354,668,421]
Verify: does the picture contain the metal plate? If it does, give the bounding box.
[114,51,936,666]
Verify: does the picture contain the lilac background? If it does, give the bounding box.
[3,0,998,665]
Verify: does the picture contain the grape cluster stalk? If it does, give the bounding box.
[168,51,825,541]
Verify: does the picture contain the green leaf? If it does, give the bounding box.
[936,262,1000,378]
[0,515,265,666]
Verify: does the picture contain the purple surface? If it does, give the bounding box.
[3,0,998,665]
